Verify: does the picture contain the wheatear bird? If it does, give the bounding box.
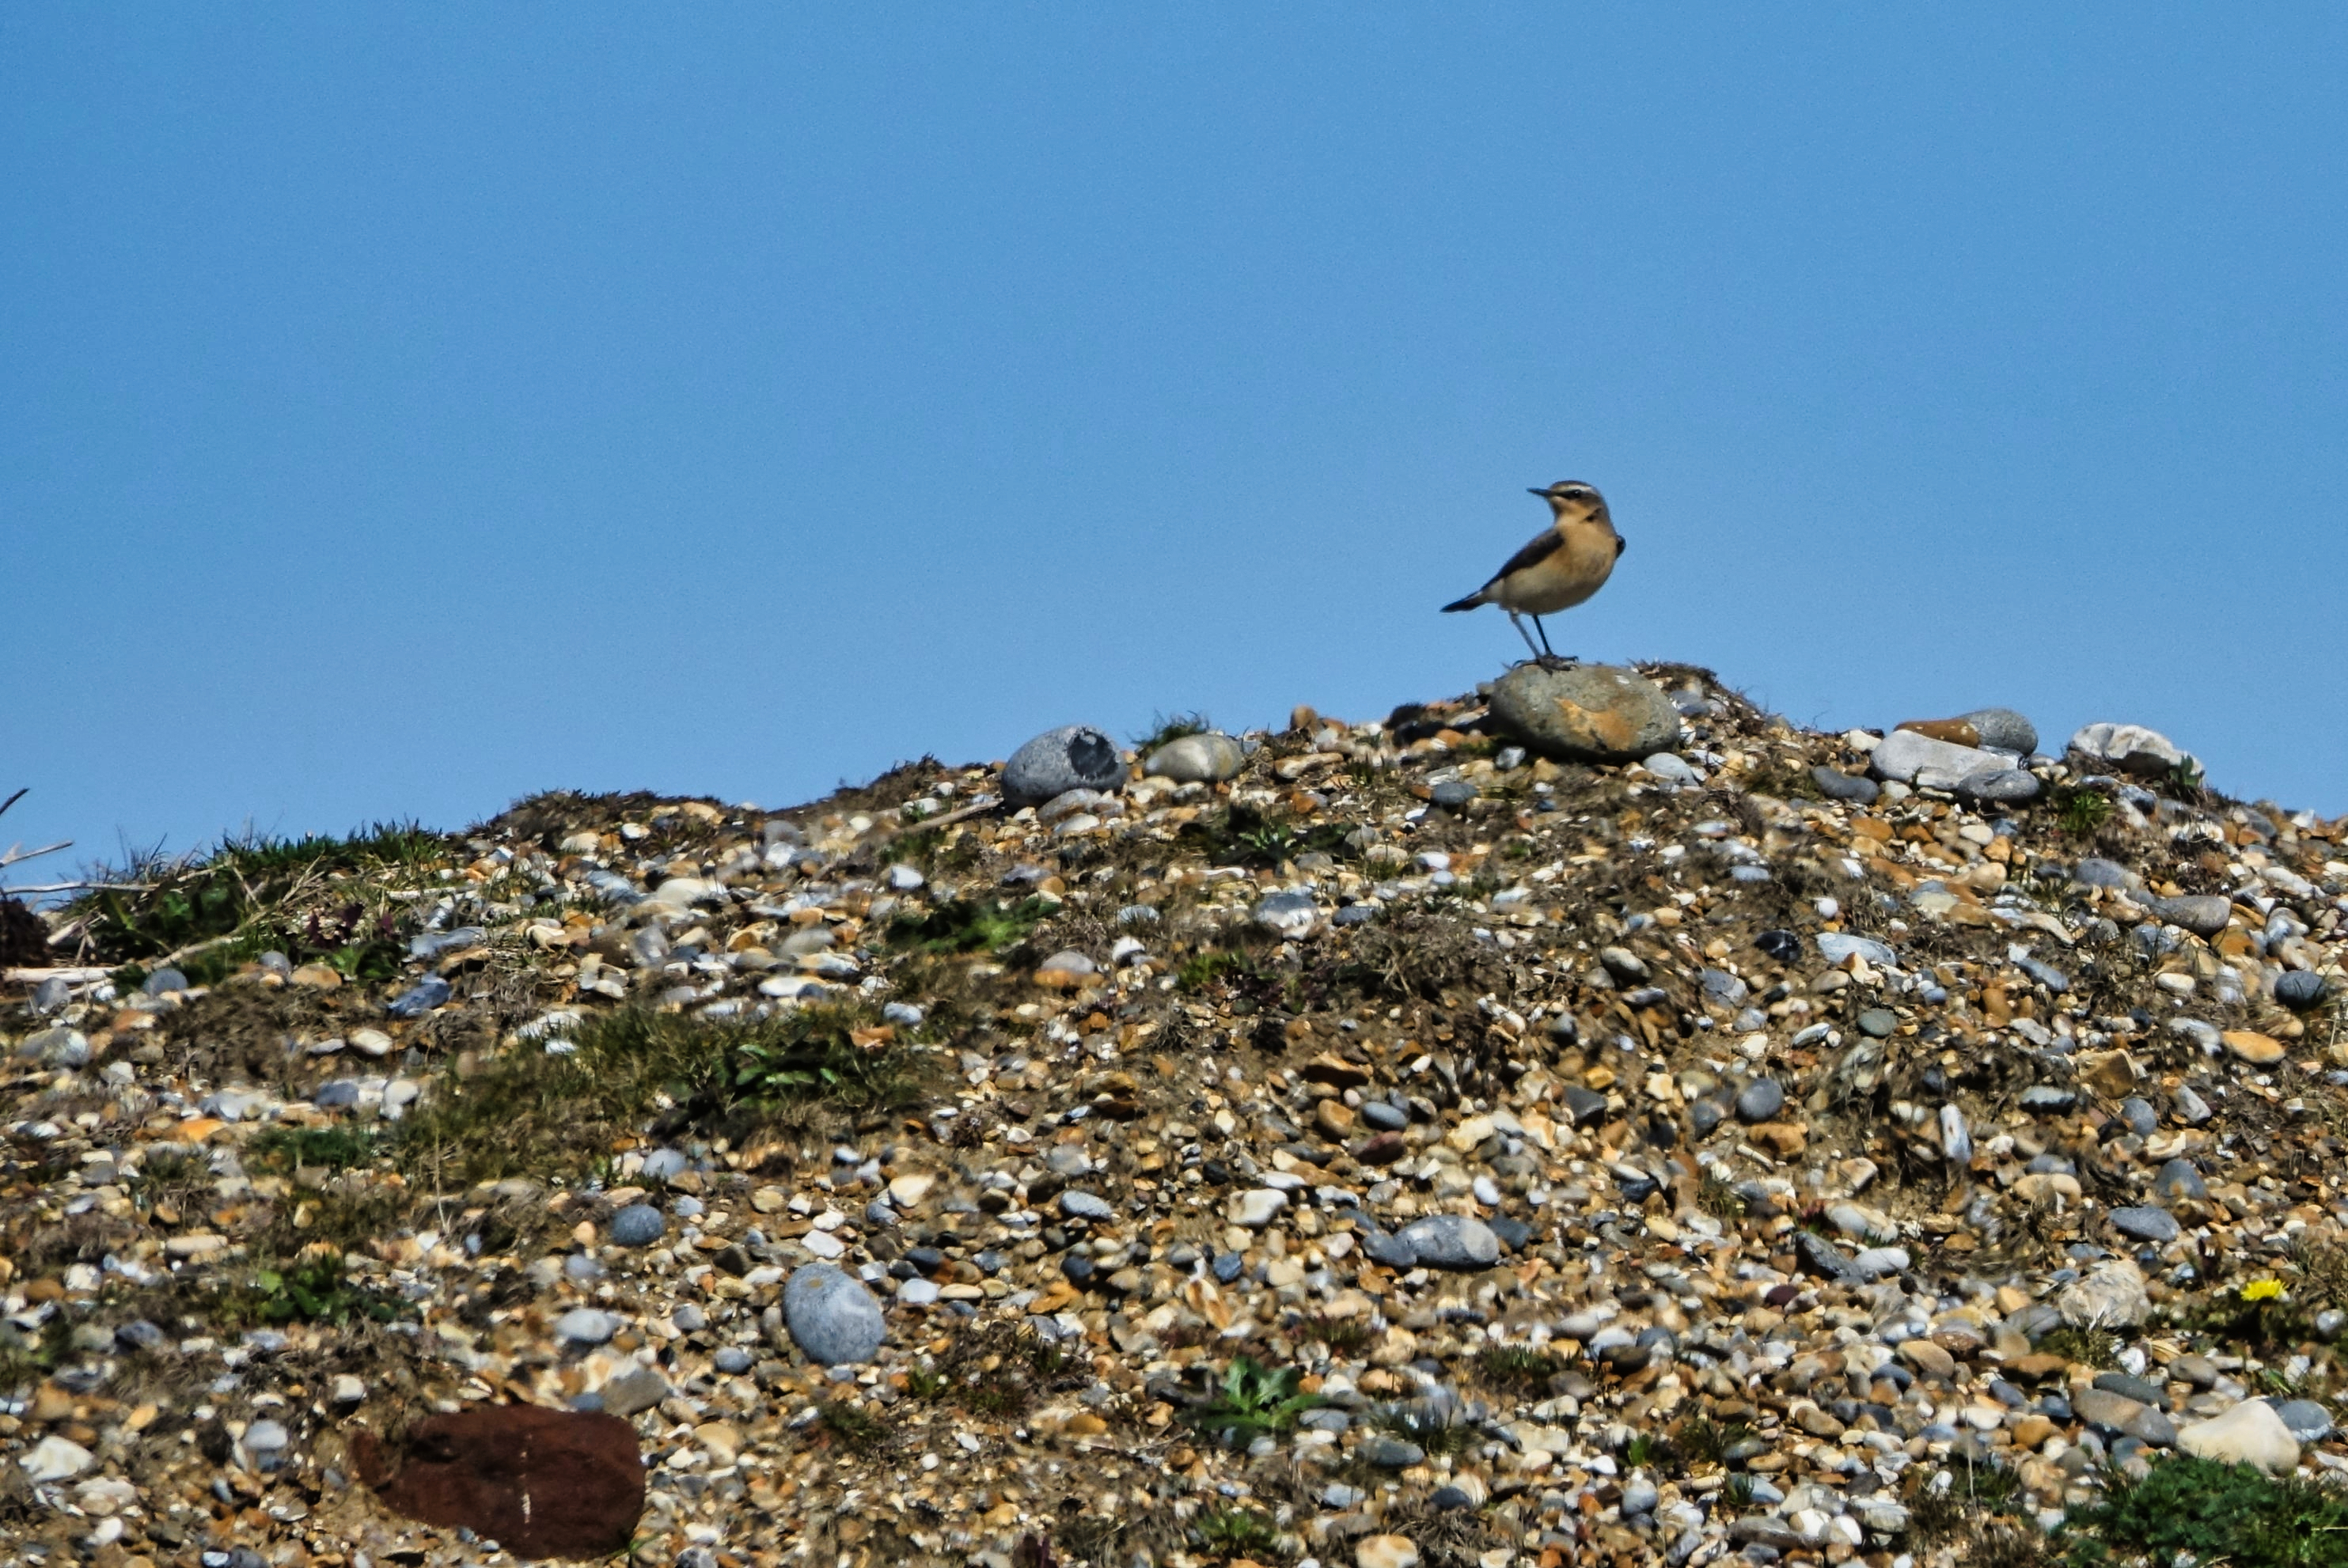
[1441,480,1625,665]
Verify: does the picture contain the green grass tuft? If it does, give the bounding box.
[1186,1357,1321,1446]
[2065,1455,2348,1568]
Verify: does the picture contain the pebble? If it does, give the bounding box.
[1958,768,2040,805]
[1735,1078,1785,1122]
[556,1309,618,1346]
[1254,889,1321,938]
[1002,725,1125,805]
[1230,1188,1288,1229]
[1958,707,2039,754]
[18,1435,94,1482]
[1355,1536,1421,1568]
[1868,729,2003,786]
[2277,970,2329,1009]
[1810,767,1879,804]
[608,1204,666,1247]
[2142,894,2232,937]
[1487,663,1679,763]
[385,975,453,1017]
[2108,1206,2180,1244]
[2177,1399,2299,1472]
[1392,1214,1500,1270]
[1144,731,1246,783]
[2069,722,2199,779]
[782,1264,886,1366]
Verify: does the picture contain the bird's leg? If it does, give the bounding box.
[1531,615,1575,669]
[1508,612,1545,665]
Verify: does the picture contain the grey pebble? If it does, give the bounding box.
[1003,725,1125,805]
[783,1264,886,1366]
[1735,1078,1785,1123]
[2108,1206,2180,1244]
[1810,767,1880,804]
[608,1204,666,1247]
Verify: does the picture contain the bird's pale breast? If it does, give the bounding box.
[1496,522,1618,615]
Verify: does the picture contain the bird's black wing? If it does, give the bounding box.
[1490,528,1564,583]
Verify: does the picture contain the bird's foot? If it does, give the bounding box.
[1535,654,1580,670]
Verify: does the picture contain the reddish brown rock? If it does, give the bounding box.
[1354,1132,1408,1165]
[1897,718,1982,747]
[354,1404,644,1560]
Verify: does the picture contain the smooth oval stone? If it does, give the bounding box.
[2141,894,2231,937]
[1959,708,2039,754]
[1810,767,1879,804]
[608,1205,666,1248]
[2276,971,2329,1010]
[783,1264,886,1365]
[1059,1190,1115,1221]
[1487,663,1679,764]
[2068,722,2197,780]
[1003,725,1125,805]
[2073,858,2141,890]
[1856,1009,1898,1039]
[2153,1159,2208,1203]
[1735,1078,1785,1123]
[556,1309,618,1345]
[1394,1214,1500,1271]
[2108,1206,2179,1244]
[1869,729,2002,785]
[1958,769,2041,805]
[1143,731,1244,783]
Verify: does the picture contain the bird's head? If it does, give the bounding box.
[1530,480,1610,526]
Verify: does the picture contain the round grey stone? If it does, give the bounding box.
[1856,1008,1898,1039]
[1059,1190,1115,1221]
[1735,1078,1785,1123]
[141,968,190,997]
[1394,1214,1500,1271]
[608,1204,666,1248]
[555,1308,618,1345]
[1959,708,2039,754]
[2153,1159,2208,1203]
[1487,663,1680,765]
[1810,767,1880,804]
[242,1419,290,1452]
[1361,1100,1409,1132]
[2141,894,2231,938]
[2119,1097,2158,1137]
[1360,1435,1424,1468]
[2276,970,2329,1010]
[1143,731,1245,784]
[2108,1206,2179,1244]
[640,1149,688,1182]
[2073,858,2141,890]
[1429,778,1477,809]
[1957,769,2041,805]
[783,1263,886,1366]
[1003,725,1124,805]
[2272,1399,2334,1443]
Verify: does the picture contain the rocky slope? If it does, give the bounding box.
[4,661,2348,1568]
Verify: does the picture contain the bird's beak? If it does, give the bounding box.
[1527,487,1550,497]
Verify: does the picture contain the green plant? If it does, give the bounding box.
[396,1002,920,1187]
[1697,1171,1747,1221]
[815,1400,887,1452]
[1186,1358,1321,1445]
[1474,1344,1566,1393]
[2064,1456,2348,1568]
[1189,1506,1285,1562]
[1182,804,1352,870]
[1295,1312,1371,1353]
[888,897,1053,956]
[221,1258,407,1327]
[1177,949,1250,991]
[246,1125,379,1176]
[1623,1433,1660,1468]
[1675,1413,1754,1469]
[2164,759,2206,799]
[915,1320,1077,1419]
[2054,786,2115,838]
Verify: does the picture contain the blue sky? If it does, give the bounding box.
[6,9,2346,881]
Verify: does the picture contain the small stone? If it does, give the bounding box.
[1855,1008,1898,1039]
[385,975,452,1017]
[2120,1096,2159,1136]
[599,1365,669,1418]
[2075,1388,2177,1447]
[1355,1536,1421,1568]
[19,1434,95,1481]
[1429,778,1477,809]
[2222,1030,2286,1066]
[1810,767,1880,804]
[1394,1214,1500,1270]
[2276,971,2329,1010]
[1360,1436,1425,1469]
[2142,895,2232,938]
[1487,663,1680,764]
[1003,725,1125,805]
[1899,1339,1957,1381]
[1144,732,1246,784]
[1735,1078,1785,1123]
[1230,1189,1288,1229]
[1958,769,2041,805]
[1869,729,2004,786]
[556,1309,618,1346]
[608,1205,666,1248]
[24,1028,89,1067]
[1958,708,2039,753]
[2110,1206,2181,1244]
[2178,1399,2299,1473]
[2069,722,2199,780]
[1641,753,1700,786]
[2272,1399,2335,1444]
[2057,1259,2152,1329]
[1254,890,1321,939]
[244,1419,290,1452]
[783,1264,886,1366]
[1060,1190,1114,1221]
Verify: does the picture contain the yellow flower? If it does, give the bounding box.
[2241,1279,2285,1303]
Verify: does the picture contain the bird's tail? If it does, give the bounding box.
[1440,589,1487,612]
